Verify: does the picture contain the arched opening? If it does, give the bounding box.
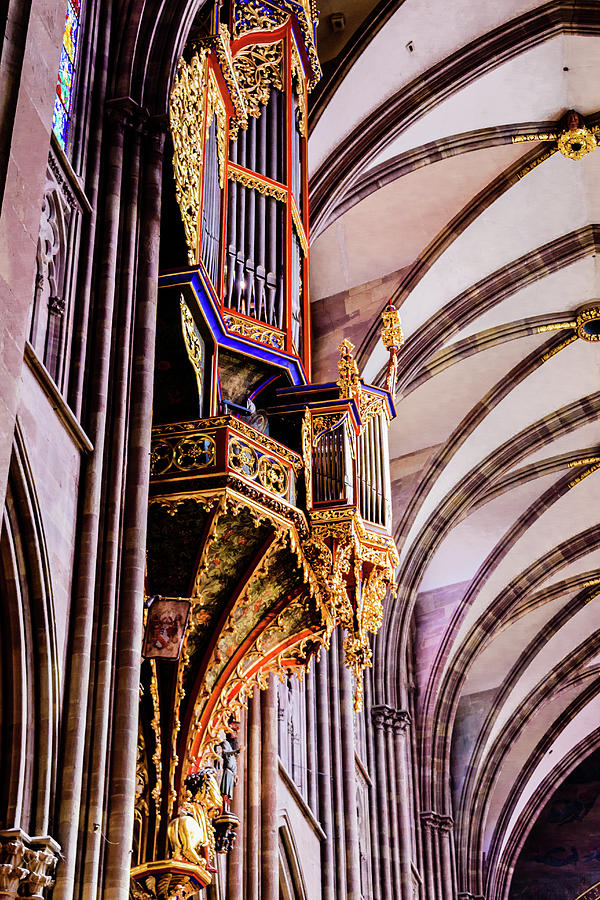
[509,746,600,899]
[0,425,59,836]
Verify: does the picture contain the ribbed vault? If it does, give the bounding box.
[309,2,600,896]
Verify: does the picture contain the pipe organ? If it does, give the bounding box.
[131,4,402,898]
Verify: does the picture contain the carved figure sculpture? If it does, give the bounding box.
[217,734,239,812]
[167,770,222,869]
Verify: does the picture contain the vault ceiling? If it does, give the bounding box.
[309,2,600,896]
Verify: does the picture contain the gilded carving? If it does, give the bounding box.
[258,456,288,495]
[150,660,163,816]
[301,408,312,512]
[228,164,287,201]
[576,307,600,342]
[337,339,361,401]
[180,297,205,400]
[291,199,308,256]
[228,439,259,477]
[557,125,596,160]
[290,43,308,137]
[197,25,247,131]
[312,412,345,439]
[170,51,208,265]
[233,0,289,35]
[540,333,578,362]
[232,41,284,120]
[223,312,285,349]
[150,434,215,476]
[231,0,321,90]
[174,436,215,470]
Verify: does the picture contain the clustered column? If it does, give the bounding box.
[371,705,416,900]
[421,812,456,900]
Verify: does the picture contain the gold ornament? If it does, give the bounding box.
[576,306,600,342]
[557,125,596,160]
[169,52,208,265]
[227,164,287,201]
[337,339,361,400]
[232,41,284,120]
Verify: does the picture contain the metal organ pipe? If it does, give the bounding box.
[226,132,238,308]
[236,128,248,313]
[256,104,267,321]
[245,114,257,315]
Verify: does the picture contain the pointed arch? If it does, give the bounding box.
[0,421,60,836]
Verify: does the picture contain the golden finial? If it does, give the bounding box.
[381,305,403,396]
[337,339,360,400]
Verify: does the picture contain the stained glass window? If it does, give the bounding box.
[52,0,81,152]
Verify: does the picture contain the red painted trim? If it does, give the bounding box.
[285,32,293,354]
[231,20,291,55]
[189,585,312,760]
[208,54,236,118]
[175,533,278,791]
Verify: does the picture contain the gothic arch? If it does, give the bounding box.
[0,422,60,836]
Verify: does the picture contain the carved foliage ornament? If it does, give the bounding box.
[232,41,284,121]
[170,52,208,265]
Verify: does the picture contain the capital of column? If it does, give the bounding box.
[371,705,411,733]
[371,704,394,730]
[0,831,59,900]
[105,96,149,133]
[420,811,454,833]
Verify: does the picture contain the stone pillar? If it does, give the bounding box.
[339,651,362,900]
[247,689,261,900]
[420,813,437,900]
[316,649,335,900]
[261,677,278,900]
[364,675,381,900]
[103,119,165,898]
[438,816,455,900]
[421,812,455,900]
[0,831,59,900]
[305,664,318,815]
[328,630,347,897]
[393,711,414,900]
[53,108,126,900]
[79,110,142,900]
[371,706,393,897]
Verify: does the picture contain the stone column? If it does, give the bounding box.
[384,709,402,897]
[371,706,393,897]
[247,689,261,900]
[420,813,437,900]
[103,119,165,898]
[438,815,455,900]
[53,108,126,900]
[338,650,362,900]
[364,675,381,900]
[328,630,347,897]
[261,676,278,900]
[316,649,335,900]
[79,111,142,900]
[305,664,318,815]
[421,812,455,900]
[393,711,414,900]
